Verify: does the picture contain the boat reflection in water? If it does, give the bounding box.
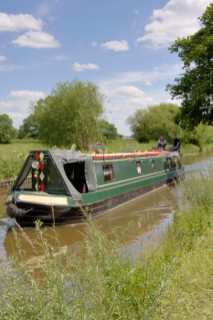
[3,184,180,267]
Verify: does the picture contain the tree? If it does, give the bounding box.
[18,114,39,139]
[0,114,14,144]
[167,4,213,129]
[126,103,180,142]
[193,123,213,150]
[98,119,118,140]
[126,109,147,142]
[31,80,105,149]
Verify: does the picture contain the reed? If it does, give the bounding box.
[0,168,212,319]
[150,173,213,319]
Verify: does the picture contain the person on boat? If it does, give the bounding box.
[157,135,167,150]
[170,133,180,151]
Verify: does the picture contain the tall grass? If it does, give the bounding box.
[0,139,147,180]
[0,138,211,181]
[151,173,213,319]
[0,141,48,180]
[0,171,212,319]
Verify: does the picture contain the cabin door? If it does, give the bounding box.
[64,162,87,193]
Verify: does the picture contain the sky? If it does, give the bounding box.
[0,0,212,136]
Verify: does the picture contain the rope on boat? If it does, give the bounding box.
[7,203,34,217]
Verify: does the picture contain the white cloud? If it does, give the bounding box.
[37,0,59,20]
[0,12,60,49]
[51,54,69,61]
[0,12,42,32]
[100,81,155,135]
[101,63,182,88]
[0,64,20,72]
[0,55,20,72]
[0,55,7,62]
[12,31,60,48]
[106,85,146,98]
[0,90,46,127]
[37,4,52,17]
[9,90,45,100]
[91,41,98,47]
[101,82,154,109]
[104,95,156,136]
[73,62,99,72]
[120,86,145,98]
[133,9,140,16]
[100,40,129,52]
[99,63,183,135]
[137,0,212,48]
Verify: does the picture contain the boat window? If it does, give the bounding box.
[136,161,142,175]
[103,163,115,183]
[18,168,32,190]
[15,156,66,194]
[151,159,156,172]
[46,160,65,194]
[165,158,171,170]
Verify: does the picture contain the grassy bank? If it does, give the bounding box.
[0,141,48,180]
[1,138,211,181]
[0,171,212,319]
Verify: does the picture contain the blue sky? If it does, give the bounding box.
[0,0,211,135]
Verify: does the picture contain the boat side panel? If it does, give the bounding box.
[13,168,182,227]
[94,156,166,186]
[80,168,180,206]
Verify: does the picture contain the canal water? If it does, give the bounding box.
[0,151,212,265]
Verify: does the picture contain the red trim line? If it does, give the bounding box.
[90,151,170,160]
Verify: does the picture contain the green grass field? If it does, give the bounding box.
[0,138,201,181]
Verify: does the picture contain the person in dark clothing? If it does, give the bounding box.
[170,133,180,151]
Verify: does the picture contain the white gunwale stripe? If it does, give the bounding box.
[19,194,68,205]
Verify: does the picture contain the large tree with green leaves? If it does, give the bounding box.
[0,114,14,144]
[126,103,180,143]
[31,80,105,149]
[167,4,213,129]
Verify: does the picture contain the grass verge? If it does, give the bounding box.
[0,170,212,319]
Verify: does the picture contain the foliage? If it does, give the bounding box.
[193,124,213,151]
[0,172,213,319]
[126,103,180,143]
[31,80,105,149]
[18,114,39,139]
[180,123,213,151]
[167,4,213,129]
[98,119,118,140]
[0,113,14,144]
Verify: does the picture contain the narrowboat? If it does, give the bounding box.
[6,149,183,226]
